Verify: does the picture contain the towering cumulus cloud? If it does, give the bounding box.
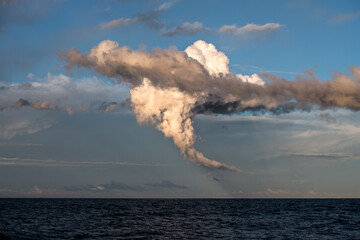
[59,40,360,173]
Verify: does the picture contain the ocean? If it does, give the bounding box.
[0,199,359,239]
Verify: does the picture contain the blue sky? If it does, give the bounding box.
[0,0,360,198]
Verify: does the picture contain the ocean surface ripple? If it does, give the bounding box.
[1,199,360,239]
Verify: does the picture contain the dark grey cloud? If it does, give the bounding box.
[8,98,58,111]
[99,2,208,38]
[13,98,31,108]
[134,4,165,30]
[317,112,336,124]
[163,21,206,37]
[212,176,223,182]
[99,1,171,32]
[101,181,145,191]
[145,180,188,189]
[64,181,144,192]
[65,180,187,192]
[98,101,118,113]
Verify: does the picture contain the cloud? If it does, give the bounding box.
[13,98,31,108]
[218,23,284,35]
[98,101,118,113]
[0,154,167,167]
[229,188,360,198]
[185,40,230,77]
[99,1,173,31]
[0,142,42,146]
[290,152,360,160]
[317,112,336,124]
[32,100,58,110]
[236,73,265,86]
[65,181,144,192]
[99,17,134,29]
[5,98,59,111]
[163,21,206,37]
[130,78,241,172]
[0,0,17,6]
[99,2,283,40]
[66,180,187,193]
[65,105,90,115]
[230,188,301,198]
[145,180,188,189]
[0,109,52,139]
[331,10,360,23]
[0,0,62,33]
[59,39,360,173]
[0,72,129,115]
[350,65,360,80]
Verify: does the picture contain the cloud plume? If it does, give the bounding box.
[59,39,360,173]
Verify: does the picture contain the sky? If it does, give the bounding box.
[0,0,360,198]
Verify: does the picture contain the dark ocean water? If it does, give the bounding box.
[0,199,360,239]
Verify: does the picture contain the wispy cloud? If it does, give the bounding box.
[317,112,336,124]
[65,180,187,193]
[0,142,43,146]
[163,21,206,37]
[0,113,52,139]
[64,181,145,192]
[99,1,208,37]
[99,1,175,31]
[145,180,188,189]
[0,155,167,167]
[331,10,360,23]
[0,0,63,33]
[99,1,284,39]
[232,64,300,76]
[0,179,189,197]
[290,152,360,160]
[219,23,284,35]
[229,188,359,198]
[99,17,134,29]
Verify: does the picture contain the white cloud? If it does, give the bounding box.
[185,40,265,86]
[236,73,265,86]
[185,40,230,77]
